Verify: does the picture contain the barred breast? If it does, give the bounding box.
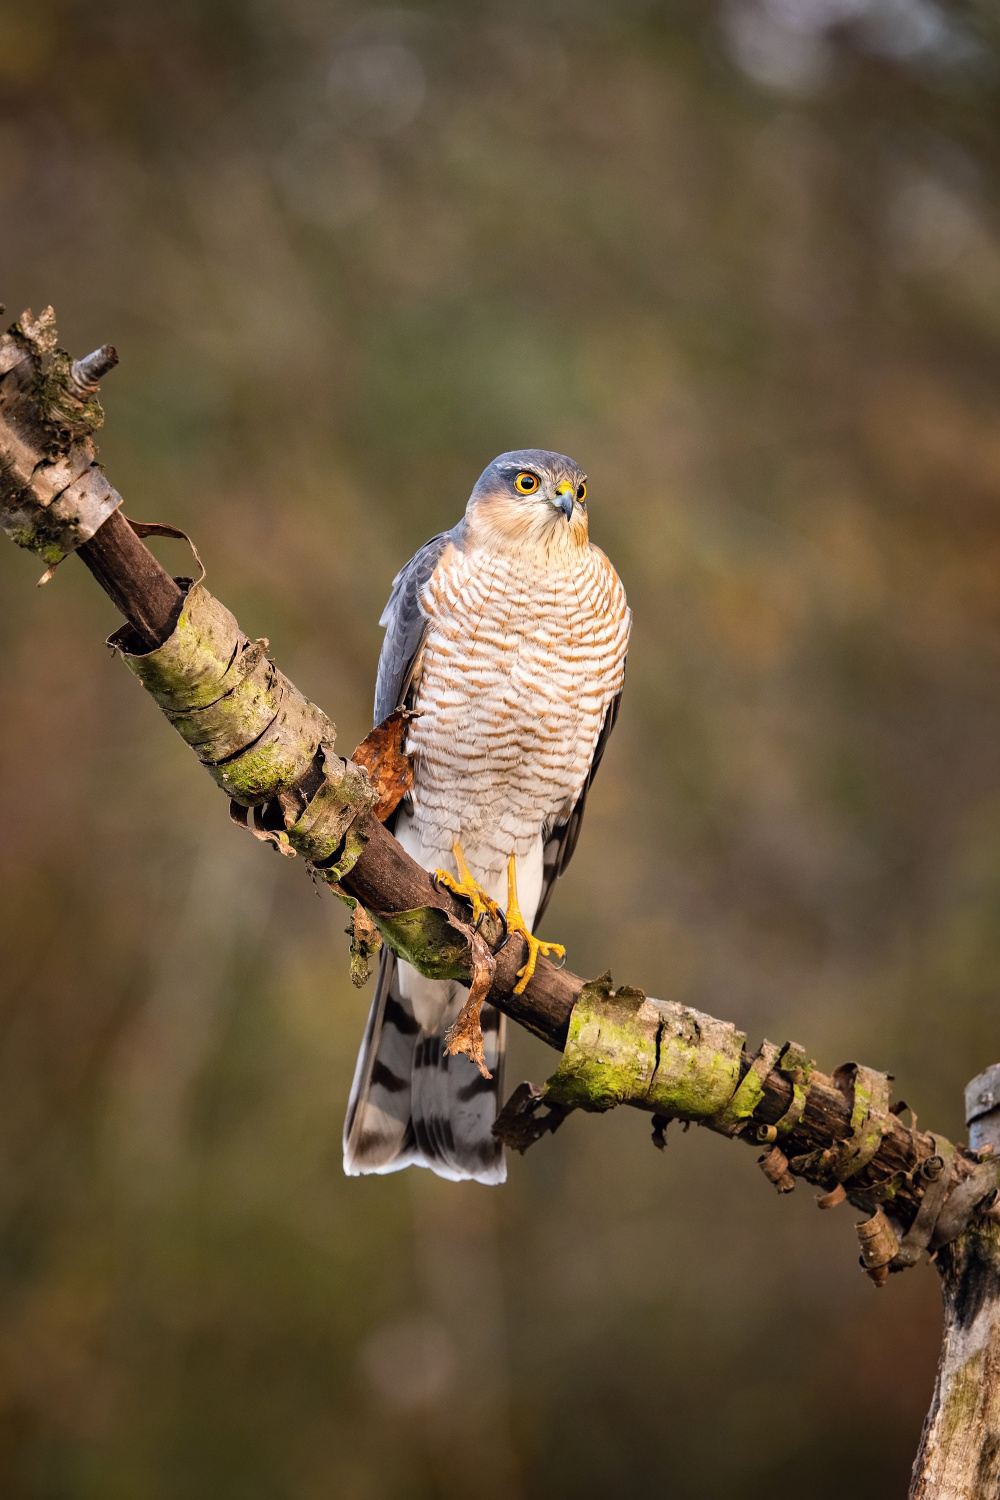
[405,541,630,877]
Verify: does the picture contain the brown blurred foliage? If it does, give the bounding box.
[2,1,1000,1495]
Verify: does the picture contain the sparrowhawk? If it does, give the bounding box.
[344,450,631,1184]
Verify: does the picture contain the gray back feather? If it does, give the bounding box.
[373,526,461,726]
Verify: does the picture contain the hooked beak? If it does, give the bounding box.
[552,480,575,521]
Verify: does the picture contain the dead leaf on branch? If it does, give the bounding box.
[350,710,417,822]
[443,930,496,1079]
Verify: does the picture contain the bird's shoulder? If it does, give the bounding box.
[379,524,464,625]
[374,524,468,725]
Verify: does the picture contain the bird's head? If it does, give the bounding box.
[464,449,589,556]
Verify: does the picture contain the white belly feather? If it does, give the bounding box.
[403,540,630,888]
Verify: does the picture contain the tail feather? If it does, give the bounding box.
[344,949,506,1184]
[343,952,417,1174]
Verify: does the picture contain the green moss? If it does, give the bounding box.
[214,720,317,803]
[289,760,373,867]
[831,1063,893,1182]
[314,820,370,884]
[119,584,337,806]
[372,906,471,982]
[217,746,291,803]
[543,972,745,1118]
[6,525,65,565]
[711,1041,780,1134]
[645,1026,745,1118]
[122,586,248,710]
[938,1349,987,1452]
[544,976,651,1112]
[39,350,105,436]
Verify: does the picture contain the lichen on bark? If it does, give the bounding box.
[110,579,376,879]
[910,1217,1000,1498]
[370,906,473,983]
[542,971,745,1118]
[0,307,123,565]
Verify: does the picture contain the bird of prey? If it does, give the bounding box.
[344,450,631,1184]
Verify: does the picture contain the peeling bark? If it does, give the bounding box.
[909,1074,1000,1499]
[910,1220,1000,1498]
[0,308,124,565]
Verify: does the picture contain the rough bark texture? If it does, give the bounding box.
[0,308,124,565]
[910,1219,1000,1499]
[909,1080,1000,1500]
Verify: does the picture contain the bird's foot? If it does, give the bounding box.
[505,853,566,995]
[434,839,502,928]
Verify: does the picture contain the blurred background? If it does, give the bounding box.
[1,0,999,1494]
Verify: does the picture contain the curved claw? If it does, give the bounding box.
[492,904,510,952]
[512,939,566,996]
[475,905,510,957]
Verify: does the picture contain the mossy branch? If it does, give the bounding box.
[3,305,1000,1497]
[0,303,993,1244]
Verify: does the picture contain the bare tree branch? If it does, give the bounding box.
[4,306,1000,1497]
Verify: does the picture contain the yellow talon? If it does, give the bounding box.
[434,839,502,927]
[506,853,566,995]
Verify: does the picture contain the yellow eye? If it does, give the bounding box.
[514,472,539,494]
[576,482,587,501]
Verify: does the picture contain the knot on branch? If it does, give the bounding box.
[0,308,123,568]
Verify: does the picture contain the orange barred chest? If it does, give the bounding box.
[404,543,629,857]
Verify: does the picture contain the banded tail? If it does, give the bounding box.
[343,949,507,1184]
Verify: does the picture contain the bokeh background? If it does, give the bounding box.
[1,0,999,1494]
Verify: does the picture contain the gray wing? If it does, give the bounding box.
[535,676,625,925]
[373,527,460,727]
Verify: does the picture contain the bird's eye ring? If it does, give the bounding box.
[576,482,587,501]
[514,472,539,494]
